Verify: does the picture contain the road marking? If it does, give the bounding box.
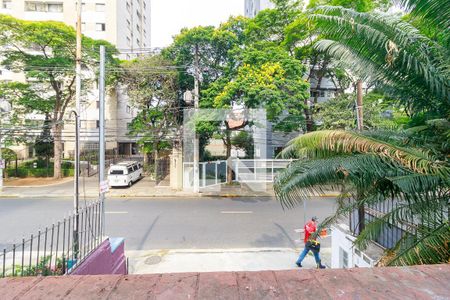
[220,211,253,214]
[105,211,129,214]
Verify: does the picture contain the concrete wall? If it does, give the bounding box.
[331,224,378,269]
[71,237,127,275]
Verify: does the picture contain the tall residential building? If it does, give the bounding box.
[0,0,150,158]
[244,0,275,17]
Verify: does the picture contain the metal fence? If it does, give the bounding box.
[1,200,104,277]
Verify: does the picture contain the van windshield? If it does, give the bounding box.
[110,170,124,175]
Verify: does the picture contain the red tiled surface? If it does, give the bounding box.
[0,265,449,300]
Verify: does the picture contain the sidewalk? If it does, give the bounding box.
[127,248,332,274]
[1,176,340,198]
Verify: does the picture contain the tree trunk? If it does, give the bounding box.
[53,122,63,179]
[153,141,159,183]
[226,130,233,185]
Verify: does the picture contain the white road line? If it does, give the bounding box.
[105,211,129,214]
[220,211,253,214]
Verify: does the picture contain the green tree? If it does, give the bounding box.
[275,130,449,266]
[120,55,179,179]
[0,15,118,178]
[34,115,54,161]
[308,6,450,116]
[232,131,254,159]
[316,92,405,130]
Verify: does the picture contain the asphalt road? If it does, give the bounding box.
[0,196,337,251]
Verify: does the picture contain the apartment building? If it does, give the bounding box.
[0,0,150,158]
[244,0,275,17]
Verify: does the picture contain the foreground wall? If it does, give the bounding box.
[71,237,126,275]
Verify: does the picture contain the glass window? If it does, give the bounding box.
[48,3,63,12]
[110,170,124,175]
[95,3,105,12]
[2,0,12,9]
[96,23,106,31]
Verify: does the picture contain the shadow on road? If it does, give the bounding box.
[137,214,161,250]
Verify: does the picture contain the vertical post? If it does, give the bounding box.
[99,46,106,238]
[73,0,82,260]
[356,81,365,235]
[193,45,200,193]
[215,162,218,185]
[356,80,363,131]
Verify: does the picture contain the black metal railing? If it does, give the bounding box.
[1,200,104,277]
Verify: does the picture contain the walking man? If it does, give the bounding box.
[296,216,326,269]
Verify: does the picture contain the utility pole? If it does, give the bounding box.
[73,0,82,258]
[356,80,364,131]
[355,79,365,234]
[98,46,106,237]
[193,45,200,193]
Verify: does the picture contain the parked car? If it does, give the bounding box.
[108,161,143,187]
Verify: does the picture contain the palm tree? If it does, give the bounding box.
[306,5,450,114]
[274,130,449,265]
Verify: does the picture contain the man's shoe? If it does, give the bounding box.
[318,264,326,269]
[296,262,302,268]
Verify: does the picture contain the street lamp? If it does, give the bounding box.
[0,100,12,192]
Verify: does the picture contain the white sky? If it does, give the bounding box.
[151,0,245,48]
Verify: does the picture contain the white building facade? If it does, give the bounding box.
[244,0,275,17]
[0,0,150,158]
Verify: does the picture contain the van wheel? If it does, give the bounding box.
[128,181,132,187]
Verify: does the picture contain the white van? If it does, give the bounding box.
[108,161,143,187]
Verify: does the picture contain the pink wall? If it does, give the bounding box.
[71,238,127,275]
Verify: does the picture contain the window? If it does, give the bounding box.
[2,0,12,9]
[126,2,130,11]
[340,247,349,268]
[96,101,100,109]
[48,3,63,12]
[136,24,140,33]
[25,2,63,12]
[81,22,86,31]
[126,19,131,28]
[96,23,106,31]
[126,36,131,46]
[95,3,105,12]
[96,120,100,128]
[81,2,87,11]
[136,38,140,45]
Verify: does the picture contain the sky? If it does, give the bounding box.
[151,0,244,48]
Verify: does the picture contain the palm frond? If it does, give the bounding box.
[281,130,450,177]
[384,222,450,266]
[309,6,450,102]
[397,0,450,32]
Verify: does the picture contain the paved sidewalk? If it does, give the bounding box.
[127,248,331,274]
[1,176,340,198]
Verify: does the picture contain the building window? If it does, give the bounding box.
[126,36,131,46]
[81,22,86,31]
[126,2,130,11]
[48,3,63,12]
[25,2,63,12]
[95,3,105,12]
[96,23,106,31]
[136,38,140,45]
[340,247,349,268]
[96,120,100,128]
[126,19,131,28]
[2,0,12,9]
[136,24,140,33]
[81,2,87,11]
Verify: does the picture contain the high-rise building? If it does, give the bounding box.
[0,0,151,58]
[244,0,275,18]
[0,0,150,158]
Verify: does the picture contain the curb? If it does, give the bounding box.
[0,193,340,199]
